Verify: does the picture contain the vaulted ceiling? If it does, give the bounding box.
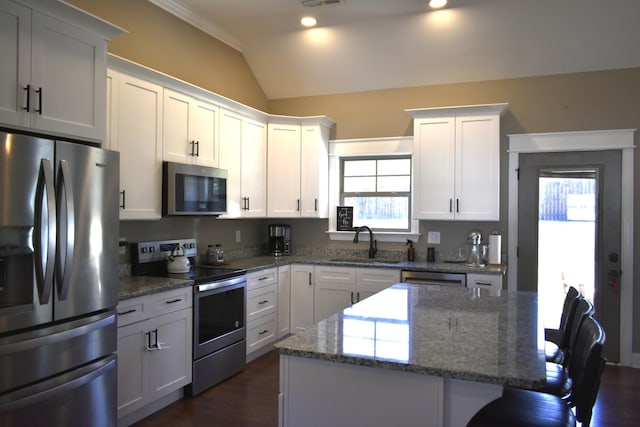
[150,0,640,100]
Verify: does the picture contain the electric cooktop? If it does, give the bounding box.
[132,238,246,284]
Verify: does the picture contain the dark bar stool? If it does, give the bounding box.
[467,316,605,427]
[545,286,580,363]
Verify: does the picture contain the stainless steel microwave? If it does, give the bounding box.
[162,161,228,216]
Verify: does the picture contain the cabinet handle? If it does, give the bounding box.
[258,330,269,335]
[120,190,125,209]
[314,198,318,211]
[297,199,300,212]
[195,140,200,157]
[118,308,136,316]
[308,272,312,286]
[189,140,195,156]
[35,87,43,114]
[246,197,250,211]
[456,198,460,213]
[165,298,182,304]
[23,84,30,112]
[146,329,159,350]
[258,276,268,281]
[258,300,269,305]
[357,292,360,302]
[449,199,453,213]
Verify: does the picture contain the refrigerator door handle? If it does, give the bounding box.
[55,160,75,301]
[33,158,56,304]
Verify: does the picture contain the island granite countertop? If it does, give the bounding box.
[274,283,545,389]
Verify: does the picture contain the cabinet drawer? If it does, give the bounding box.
[356,268,400,286]
[117,297,149,327]
[314,266,355,285]
[467,273,502,295]
[247,283,277,322]
[149,287,193,317]
[247,268,278,290]
[247,312,277,354]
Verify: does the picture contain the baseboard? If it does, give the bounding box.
[632,352,640,368]
[117,389,184,427]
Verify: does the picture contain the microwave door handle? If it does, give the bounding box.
[33,158,56,304]
[55,160,75,301]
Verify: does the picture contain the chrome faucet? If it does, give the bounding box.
[353,226,377,259]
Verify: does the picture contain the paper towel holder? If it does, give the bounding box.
[488,231,502,265]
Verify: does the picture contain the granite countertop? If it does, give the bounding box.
[119,275,193,300]
[274,283,545,389]
[215,256,506,275]
[118,256,505,300]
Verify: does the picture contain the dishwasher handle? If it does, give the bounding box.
[400,271,466,287]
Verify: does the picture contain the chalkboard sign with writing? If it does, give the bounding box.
[337,206,354,231]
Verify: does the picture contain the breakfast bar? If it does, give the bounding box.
[274,284,546,427]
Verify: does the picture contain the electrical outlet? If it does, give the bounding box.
[235,230,241,243]
[118,237,127,255]
[427,231,440,244]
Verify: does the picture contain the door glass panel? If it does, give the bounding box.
[537,170,596,328]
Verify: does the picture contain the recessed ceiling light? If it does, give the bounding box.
[301,16,318,27]
[429,0,447,8]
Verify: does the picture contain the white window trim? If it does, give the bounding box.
[327,136,420,242]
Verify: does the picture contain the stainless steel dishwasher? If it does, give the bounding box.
[401,270,466,287]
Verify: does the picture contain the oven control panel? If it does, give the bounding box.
[134,238,198,263]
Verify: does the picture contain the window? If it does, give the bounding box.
[341,156,411,231]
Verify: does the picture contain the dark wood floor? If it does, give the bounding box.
[133,351,639,427]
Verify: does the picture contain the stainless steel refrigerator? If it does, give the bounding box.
[0,130,120,426]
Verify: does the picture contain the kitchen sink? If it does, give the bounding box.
[328,258,401,265]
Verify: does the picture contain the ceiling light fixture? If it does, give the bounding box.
[301,16,318,27]
[429,0,447,8]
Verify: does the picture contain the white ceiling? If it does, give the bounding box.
[150,0,640,100]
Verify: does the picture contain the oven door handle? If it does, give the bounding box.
[195,275,246,293]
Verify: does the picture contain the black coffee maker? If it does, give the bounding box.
[269,224,290,256]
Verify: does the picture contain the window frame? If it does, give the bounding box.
[340,155,412,232]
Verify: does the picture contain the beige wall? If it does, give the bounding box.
[269,68,640,139]
[68,0,269,111]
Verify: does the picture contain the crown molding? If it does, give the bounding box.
[148,0,242,51]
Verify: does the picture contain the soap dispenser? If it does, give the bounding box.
[406,239,415,262]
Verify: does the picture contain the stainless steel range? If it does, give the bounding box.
[132,238,247,396]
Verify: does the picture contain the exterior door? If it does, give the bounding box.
[518,150,621,362]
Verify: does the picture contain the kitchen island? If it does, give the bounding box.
[274,284,545,427]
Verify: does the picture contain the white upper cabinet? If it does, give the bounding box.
[107,69,163,220]
[218,108,267,218]
[267,118,334,218]
[0,0,123,142]
[163,88,219,167]
[267,123,302,217]
[301,124,330,218]
[408,104,507,221]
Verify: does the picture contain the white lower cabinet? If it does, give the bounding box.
[315,267,400,323]
[277,265,291,338]
[290,265,315,333]
[246,268,279,360]
[116,288,192,423]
